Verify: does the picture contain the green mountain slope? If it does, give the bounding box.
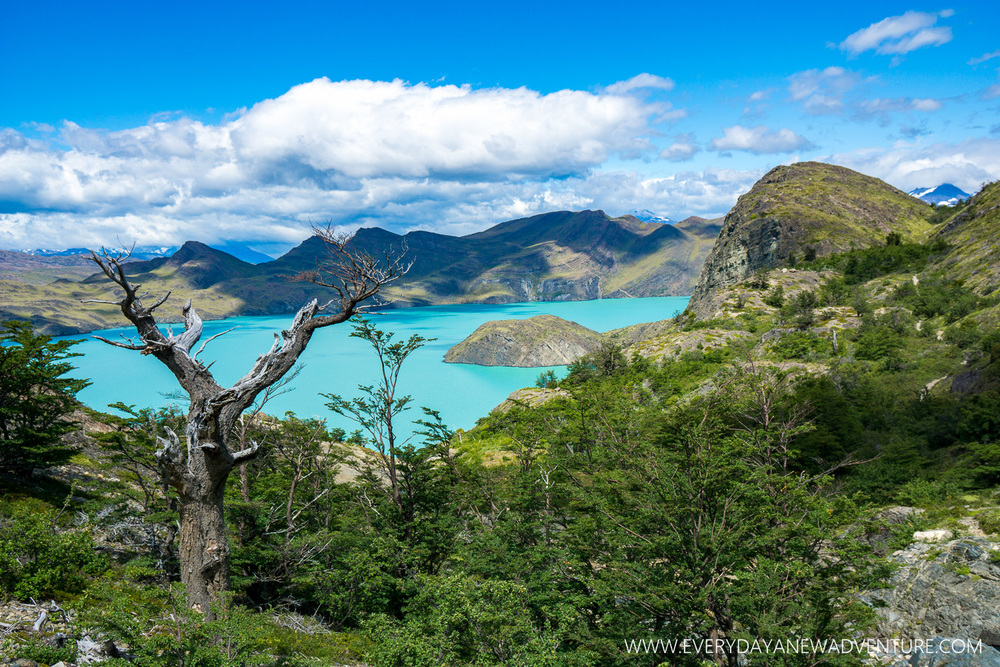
[933,180,1000,296]
[688,162,934,317]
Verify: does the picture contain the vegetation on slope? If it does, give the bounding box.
[690,162,935,313]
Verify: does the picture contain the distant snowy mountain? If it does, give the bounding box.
[22,246,178,260]
[626,209,673,224]
[908,184,970,206]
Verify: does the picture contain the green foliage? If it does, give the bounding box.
[814,241,946,285]
[853,323,904,363]
[928,198,969,224]
[563,341,629,384]
[0,320,90,479]
[322,318,430,453]
[770,331,832,360]
[93,403,184,568]
[364,576,564,667]
[945,320,982,349]
[535,369,558,389]
[5,637,78,665]
[0,499,106,599]
[893,479,954,507]
[77,583,274,667]
[973,509,1000,536]
[893,279,988,323]
[763,284,785,308]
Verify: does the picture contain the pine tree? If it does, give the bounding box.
[0,320,90,479]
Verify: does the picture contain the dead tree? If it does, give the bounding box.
[85,229,408,613]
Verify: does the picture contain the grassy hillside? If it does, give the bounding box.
[933,180,1000,295]
[689,162,934,316]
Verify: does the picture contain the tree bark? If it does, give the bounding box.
[178,480,230,613]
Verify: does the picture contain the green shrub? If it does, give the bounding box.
[77,583,273,667]
[945,321,982,350]
[976,510,1000,536]
[771,331,832,360]
[854,325,904,362]
[893,479,953,507]
[763,285,785,308]
[0,501,106,600]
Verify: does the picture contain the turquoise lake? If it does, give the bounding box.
[62,297,688,440]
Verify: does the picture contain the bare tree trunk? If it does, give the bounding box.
[178,482,230,613]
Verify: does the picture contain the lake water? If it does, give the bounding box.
[62,297,688,440]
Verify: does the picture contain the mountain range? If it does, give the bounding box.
[0,210,719,335]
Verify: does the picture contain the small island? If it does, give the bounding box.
[444,314,603,366]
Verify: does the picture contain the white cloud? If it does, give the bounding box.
[0,78,673,249]
[0,167,761,249]
[858,97,944,114]
[983,84,1000,100]
[840,11,953,56]
[231,78,656,180]
[787,67,862,115]
[969,50,1000,66]
[827,137,1000,193]
[659,134,700,162]
[605,73,676,95]
[710,125,814,155]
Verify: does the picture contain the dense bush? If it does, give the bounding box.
[0,501,105,599]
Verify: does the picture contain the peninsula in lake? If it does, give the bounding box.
[0,210,719,335]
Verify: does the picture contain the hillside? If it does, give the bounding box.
[933,180,1000,296]
[688,162,933,317]
[1,210,719,335]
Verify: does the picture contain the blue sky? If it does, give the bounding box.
[1,0,998,253]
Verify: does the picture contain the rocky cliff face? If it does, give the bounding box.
[444,314,604,367]
[863,533,1000,655]
[687,162,933,318]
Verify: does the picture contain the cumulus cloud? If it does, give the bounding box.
[605,73,676,95]
[840,11,953,56]
[0,78,675,249]
[709,125,814,155]
[659,134,700,162]
[787,67,863,115]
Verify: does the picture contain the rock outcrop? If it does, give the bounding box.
[444,314,603,367]
[863,535,1000,649]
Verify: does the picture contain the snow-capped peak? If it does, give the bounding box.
[626,209,673,224]
[907,184,970,207]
